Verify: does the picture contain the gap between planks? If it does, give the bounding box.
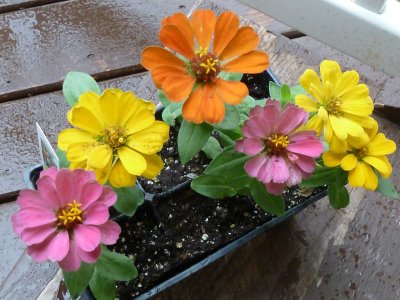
[0,0,69,15]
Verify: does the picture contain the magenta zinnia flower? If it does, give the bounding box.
[236,100,324,195]
[12,167,121,271]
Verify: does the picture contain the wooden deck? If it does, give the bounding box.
[0,0,399,299]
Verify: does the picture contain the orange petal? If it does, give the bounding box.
[182,86,204,124]
[141,46,185,71]
[160,25,195,60]
[213,11,239,56]
[215,78,248,105]
[161,74,196,102]
[162,13,194,50]
[151,65,188,89]
[219,26,259,60]
[201,85,225,124]
[221,50,269,74]
[191,9,216,49]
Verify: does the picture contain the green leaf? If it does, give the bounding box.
[178,121,213,164]
[113,185,144,217]
[281,84,292,102]
[63,71,101,107]
[204,145,250,177]
[89,268,116,300]
[213,105,241,130]
[269,81,282,100]
[328,184,350,209]
[236,95,257,117]
[56,148,70,168]
[63,263,95,299]
[161,102,183,126]
[202,136,223,159]
[290,85,306,98]
[249,179,285,216]
[95,246,138,281]
[377,172,398,199]
[158,90,171,107]
[300,166,344,188]
[191,174,237,199]
[219,72,243,81]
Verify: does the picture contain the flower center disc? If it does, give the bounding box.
[104,125,125,148]
[56,200,83,229]
[191,50,220,83]
[326,98,343,116]
[266,134,289,154]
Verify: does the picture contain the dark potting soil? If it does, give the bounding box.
[112,186,325,299]
[241,72,272,100]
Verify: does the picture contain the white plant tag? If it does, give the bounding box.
[36,123,59,169]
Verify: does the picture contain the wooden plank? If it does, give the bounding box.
[0,0,195,102]
[0,72,156,198]
[0,0,68,14]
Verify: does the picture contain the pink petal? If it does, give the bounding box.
[244,155,267,178]
[289,130,319,142]
[28,231,69,262]
[255,156,273,183]
[17,190,48,209]
[269,155,289,183]
[13,207,57,228]
[96,220,121,245]
[78,245,102,264]
[55,169,76,206]
[248,104,264,118]
[262,100,281,131]
[39,167,58,180]
[242,115,271,139]
[36,176,62,209]
[293,154,316,173]
[235,139,246,153]
[277,105,308,134]
[21,224,56,246]
[83,203,109,225]
[96,186,117,207]
[74,224,101,252]
[59,238,81,271]
[78,181,103,210]
[237,138,264,156]
[287,140,324,157]
[286,163,303,186]
[265,182,286,195]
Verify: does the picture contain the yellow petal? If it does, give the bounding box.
[58,129,96,151]
[340,84,369,102]
[348,162,366,187]
[124,104,156,136]
[126,132,164,155]
[341,100,373,116]
[99,89,119,126]
[69,106,104,135]
[295,94,318,112]
[318,106,329,121]
[66,142,97,162]
[362,155,389,174]
[328,115,347,140]
[377,155,393,178]
[118,146,147,175]
[69,160,87,170]
[341,154,358,171]
[141,154,164,179]
[363,164,378,190]
[305,114,323,136]
[328,133,348,153]
[347,131,369,149]
[92,158,112,184]
[87,145,113,169]
[334,70,359,98]
[76,91,103,119]
[368,133,396,155]
[109,159,137,188]
[322,151,345,167]
[320,60,341,88]
[299,69,323,100]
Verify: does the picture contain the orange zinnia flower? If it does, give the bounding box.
[141,9,270,124]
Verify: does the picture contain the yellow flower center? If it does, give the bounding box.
[266,134,289,154]
[104,125,126,148]
[191,51,220,83]
[326,98,343,116]
[56,200,83,229]
[353,147,368,159]
[195,46,208,57]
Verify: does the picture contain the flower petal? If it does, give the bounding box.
[221,50,269,74]
[140,154,164,179]
[287,140,324,157]
[213,11,239,56]
[161,73,196,102]
[83,203,109,225]
[191,9,216,49]
[244,155,267,178]
[220,26,259,60]
[320,60,341,88]
[277,105,308,134]
[109,159,137,188]
[368,134,396,155]
[28,231,69,262]
[78,246,101,264]
[160,24,195,60]
[151,65,191,89]
[124,105,156,136]
[363,164,378,190]
[141,46,185,71]
[87,145,113,169]
[96,220,121,245]
[126,132,164,155]
[59,238,81,271]
[182,86,204,124]
[34,176,62,209]
[118,146,147,175]
[237,138,264,156]
[334,70,359,97]
[92,156,112,184]
[68,106,104,135]
[269,155,290,183]
[292,154,317,173]
[21,224,56,246]
[265,182,286,196]
[58,129,96,151]
[295,94,318,112]
[322,151,345,167]
[299,69,323,100]
[162,13,194,50]
[200,85,226,124]
[341,154,358,171]
[214,78,248,105]
[362,156,389,174]
[79,180,103,210]
[348,162,367,187]
[74,224,101,252]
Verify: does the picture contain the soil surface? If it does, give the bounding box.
[112,187,325,299]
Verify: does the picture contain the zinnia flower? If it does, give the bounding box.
[323,120,396,190]
[11,167,121,271]
[58,88,169,188]
[141,9,269,124]
[295,60,375,152]
[236,100,324,195]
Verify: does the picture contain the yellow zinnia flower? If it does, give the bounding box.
[295,60,375,152]
[58,88,170,188]
[322,120,396,190]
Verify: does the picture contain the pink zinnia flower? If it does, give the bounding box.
[12,167,121,271]
[236,100,324,195]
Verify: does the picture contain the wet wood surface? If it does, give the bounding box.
[0,0,399,299]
